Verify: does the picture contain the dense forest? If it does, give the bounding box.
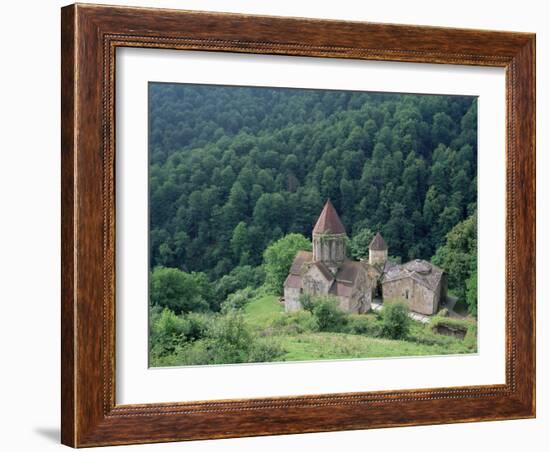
[148,83,478,365]
[150,84,477,275]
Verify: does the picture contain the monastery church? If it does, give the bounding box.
[283,200,447,316]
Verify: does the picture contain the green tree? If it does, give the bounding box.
[230,221,251,264]
[253,192,288,232]
[263,233,311,294]
[465,269,478,316]
[150,267,210,314]
[431,112,453,145]
[380,302,411,340]
[350,228,374,260]
[432,213,477,313]
[311,296,347,332]
[148,84,477,290]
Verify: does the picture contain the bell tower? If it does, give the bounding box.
[312,200,347,273]
[369,232,388,266]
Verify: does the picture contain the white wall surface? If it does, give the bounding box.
[0,1,546,451]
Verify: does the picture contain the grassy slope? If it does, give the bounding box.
[243,292,475,362]
[243,293,284,329]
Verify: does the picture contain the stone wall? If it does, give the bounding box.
[284,286,302,312]
[302,265,332,296]
[313,233,346,265]
[381,277,438,315]
[411,281,437,315]
[369,249,388,266]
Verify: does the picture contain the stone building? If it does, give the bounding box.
[380,260,447,315]
[284,200,373,314]
[283,200,447,316]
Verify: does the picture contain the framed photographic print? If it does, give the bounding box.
[61,3,536,447]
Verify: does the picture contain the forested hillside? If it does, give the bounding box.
[149,83,477,280]
[148,83,478,366]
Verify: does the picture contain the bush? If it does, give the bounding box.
[149,309,211,360]
[465,270,478,317]
[344,315,381,337]
[312,297,347,332]
[247,337,285,362]
[149,308,188,357]
[177,312,284,365]
[220,287,256,313]
[380,301,411,340]
[298,293,315,312]
[271,310,320,334]
[213,265,265,310]
[150,266,210,314]
[183,312,212,341]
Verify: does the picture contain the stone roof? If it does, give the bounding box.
[313,261,335,282]
[335,260,362,284]
[288,250,313,276]
[312,199,346,235]
[329,281,353,297]
[381,259,444,291]
[327,261,364,297]
[369,232,388,250]
[284,274,302,289]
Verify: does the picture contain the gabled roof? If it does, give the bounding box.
[329,281,353,297]
[381,259,444,291]
[369,232,388,250]
[330,260,365,297]
[313,199,346,235]
[335,260,362,284]
[288,250,313,275]
[311,261,335,283]
[284,274,302,289]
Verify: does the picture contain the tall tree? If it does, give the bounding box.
[263,234,312,294]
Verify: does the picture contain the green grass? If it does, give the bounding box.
[278,333,470,361]
[238,291,476,362]
[151,290,477,366]
[243,292,284,329]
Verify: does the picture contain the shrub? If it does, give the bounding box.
[149,308,188,357]
[465,270,478,317]
[213,265,265,310]
[248,337,285,362]
[183,312,212,341]
[175,312,284,365]
[345,315,381,337]
[380,301,411,340]
[271,310,320,334]
[150,266,210,314]
[312,297,347,332]
[149,309,211,359]
[220,287,255,313]
[298,293,315,312]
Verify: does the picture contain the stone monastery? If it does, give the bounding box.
[284,200,447,316]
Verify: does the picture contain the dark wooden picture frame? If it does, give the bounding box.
[61,3,535,447]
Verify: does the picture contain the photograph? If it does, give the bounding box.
[51,1,537,448]
[147,82,479,367]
